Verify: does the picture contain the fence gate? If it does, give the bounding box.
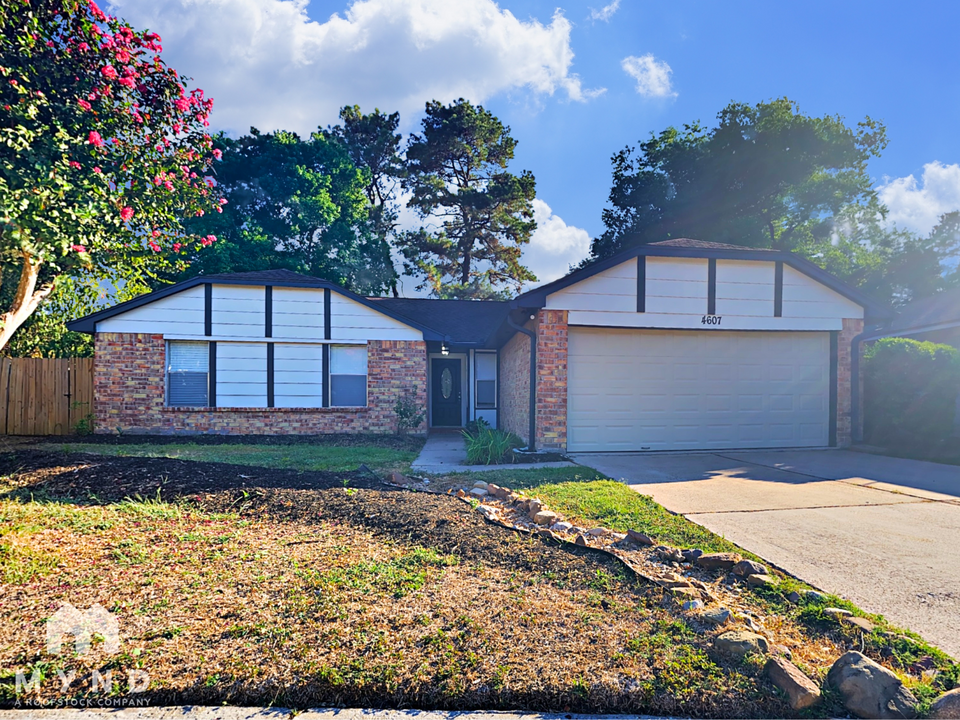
[0,358,94,435]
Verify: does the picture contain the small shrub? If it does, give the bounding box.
[463,425,523,465]
[864,338,960,449]
[394,397,426,435]
[463,417,491,438]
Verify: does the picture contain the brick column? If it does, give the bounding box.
[837,318,864,447]
[535,309,568,451]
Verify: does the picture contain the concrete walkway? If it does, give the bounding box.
[572,448,960,659]
[411,434,575,474]
[0,708,670,720]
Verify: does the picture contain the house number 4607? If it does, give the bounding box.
[701,315,722,326]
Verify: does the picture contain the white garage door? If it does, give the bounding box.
[567,328,831,452]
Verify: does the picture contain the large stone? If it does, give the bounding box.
[824,607,854,620]
[469,487,488,498]
[701,608,733,625]
[574,534,589,547]
[732,559,768,577]
[656,546,684,563]
[929,688,960,719]
[715,630,770,657]
[533,510,560,527]
[627,529,655,546]
[472,480,489,490]
[827,651,918,719]
[746,573,779,589]
[527,500,545,519]
[586,527,609,537]
[682,548,704,563]
[486,483,502,497]
[764,656,821,710]
[550,521,573,533]
[697,552,742,570]
[844,616,877,633]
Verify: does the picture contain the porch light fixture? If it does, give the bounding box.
[441,343,449,356]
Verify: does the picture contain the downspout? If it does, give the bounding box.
[507,314,537,451]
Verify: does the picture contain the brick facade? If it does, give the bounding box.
[94,333,427,435]
[837,317,864,447]
[499,324,531,443]
[535,309,568,450]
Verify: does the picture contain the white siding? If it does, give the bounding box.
[645,257,710,315]
[272,287,325,341]
[216,342,267,408]
[330,294,422,341]
[782,265,864,320]
[544,256,863,331]
[274,343,324,408]
[212,284,265,338]
[545,260,636,313]
[715,260,775,317]
[96,285,205,334]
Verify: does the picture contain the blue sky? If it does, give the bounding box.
[110,0,960,288]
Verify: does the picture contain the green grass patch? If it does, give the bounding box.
[56,441,420,474]
[301,547,458,599]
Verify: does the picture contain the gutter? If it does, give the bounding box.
[507,314,537,451]
[850,319,960,442]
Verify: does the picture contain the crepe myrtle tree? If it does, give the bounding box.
[0,0,223,351]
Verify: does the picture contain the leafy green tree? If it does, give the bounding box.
[177,128,397,294]
[594,98,887,258]
[1,269,149,357]
[0,0,222,352]
[399,99,537,298]
[797,208,960,307]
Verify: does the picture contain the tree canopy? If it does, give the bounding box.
[177,126,397,295]
[0,0,222,351]
[595,98,887,258]
[398,99,537,299]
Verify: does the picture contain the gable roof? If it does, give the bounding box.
[513,239,893,319]
[888,287,960,332]
[66,270,446,340]
[368,298,511,347]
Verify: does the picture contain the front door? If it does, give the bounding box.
[431,358,462,427]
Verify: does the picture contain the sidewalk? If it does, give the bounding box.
[1,708,673,720]
[410,434,575,475]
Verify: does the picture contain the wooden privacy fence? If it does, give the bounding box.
[0,358,94,435]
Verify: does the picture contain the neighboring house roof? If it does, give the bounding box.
[368,298,511,347]
[513,238,893,319]
[65,269,447,341]
[888,287,960,332]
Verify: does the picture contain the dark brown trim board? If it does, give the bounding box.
[204,284,212,336]
[266,342,275,408]
[636,255,646,313]
[323,288,332,341]
[707,259,717,316]
[774,261,783,318]
[264,286,273,338]
[208,341,217,407]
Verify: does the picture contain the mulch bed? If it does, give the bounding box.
[0,449,855,716]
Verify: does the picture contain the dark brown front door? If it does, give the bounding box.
[431,358,461,427]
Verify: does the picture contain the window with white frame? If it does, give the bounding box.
[475,352,497,409]
[167,341,209,407]
[330,345,367,407]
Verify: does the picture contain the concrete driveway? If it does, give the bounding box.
[571,449,960,659]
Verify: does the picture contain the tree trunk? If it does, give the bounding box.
[0,253,55,353]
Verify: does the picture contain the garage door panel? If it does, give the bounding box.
[568,328,830,452]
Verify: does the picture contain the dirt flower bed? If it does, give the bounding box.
[0,450,945,716]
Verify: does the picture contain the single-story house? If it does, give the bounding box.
[67,238,891,451]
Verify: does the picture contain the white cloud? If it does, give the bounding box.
[521,199,591,287]
[588,0,620,22]
[621,53,677,98]
[108,0,600,136]
[877,161,960,235]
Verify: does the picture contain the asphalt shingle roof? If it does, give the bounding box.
[889,287,960,331]
[368,298,511,346]
[647,238,777,251]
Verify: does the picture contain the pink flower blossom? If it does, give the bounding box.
[69,161,81,169]
[78,42,90,51]
[88,131,104,147]
[195,209,204,216]
[118,77,135,88]
[201,235,216,246]
[115,49,131,63]
[149,241,161,253]
[212,148,222,160]
[153,175,162,186]
[163,180,174,191]
[71,244,87,253]
[101,65,118,80]
[78,99,92,111]
[151,229,160,237]
[120,206,134,221]
[173,242,182,252]
[93,166,102,173]
[174,98,190,112]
